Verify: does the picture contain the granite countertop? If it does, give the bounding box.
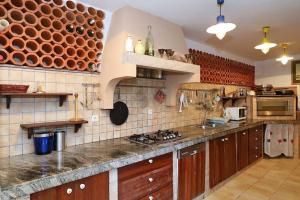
[0,119,298,199]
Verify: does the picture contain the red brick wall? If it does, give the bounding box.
[189,49,255,87]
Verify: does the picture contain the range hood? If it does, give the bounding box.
[100,6,200,109]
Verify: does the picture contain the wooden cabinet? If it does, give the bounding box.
[248,125,263,164]
[118,153,173,200]
[237,130,249,171]
[178,143,205,200]
[30,172,109,200]
[209,133,236,188]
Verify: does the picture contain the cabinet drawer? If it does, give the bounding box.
[140,184,173,200]
[119,153,172,181]
[249,151,262,163]
[249,126,263,135]
[119,164,173,200]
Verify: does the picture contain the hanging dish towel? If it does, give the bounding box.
[264,124,294,157]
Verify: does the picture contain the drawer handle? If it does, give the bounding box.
[66,188,72,195]
[255,147,258,150]
[255,137,258,141]
[242,132,247,135]
[80,184,85,190]
[221,139,225,142]
[256,129,258,132]
[256,155,259,158]
[190,150,198,156]
[148,159,153,164]
[225,138,229,141]
[148,177,154,183]
[149,196,154,200]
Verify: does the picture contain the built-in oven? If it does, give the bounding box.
[256,96,295,116]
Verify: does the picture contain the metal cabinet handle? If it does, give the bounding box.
[190,150,198,156]
[255,137,258,141]
[149,196,154,200]
[242,132,247,135]
[255,147,258,150]
[148,177,154,183]
[80,184,85,190]
[256,129,258,132]
[256,155,259,158]
[221,139,225,142]
[225,138,229,141]
[148,159,153,164]
[66,188,72,195]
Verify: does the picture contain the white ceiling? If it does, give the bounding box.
[80,0,300,61]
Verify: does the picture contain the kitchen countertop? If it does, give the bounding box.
[0,119,298,199]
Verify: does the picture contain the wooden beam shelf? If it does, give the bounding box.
[222,96,247,106]
[20,120,88,139]
[0,93,73,109]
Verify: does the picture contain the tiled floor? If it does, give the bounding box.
[205,158,300,200]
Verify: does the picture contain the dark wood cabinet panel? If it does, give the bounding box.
[237,130,249,171]
[178,143,205,200]
[30,172,109,200]
[249,125,264,164]
[209,133,236,188]
[118,153,173,200]
[118,153,172,181]
[140,184,173,200]
[222,133,237,180]
[209,137,224,188]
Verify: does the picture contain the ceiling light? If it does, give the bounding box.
[276,43,294,65]
[254,26,277,54]
[206,0,236,40]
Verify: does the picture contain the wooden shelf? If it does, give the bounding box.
[20,120,88,139]
[0,92,73,109]
[222,96,247,106]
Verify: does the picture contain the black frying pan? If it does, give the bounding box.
[110,101,129,125]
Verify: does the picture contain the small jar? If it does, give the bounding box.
[135,40,145,54]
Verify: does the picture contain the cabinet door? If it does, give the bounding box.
[178,144,205,200]
[178,155,192,200]
[237,130,249,170]
[75,172,109,200]
[191,148,205,198]
[209,137,224,188]
[222,133,237,180]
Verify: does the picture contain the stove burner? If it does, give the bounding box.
[128,130,182,145]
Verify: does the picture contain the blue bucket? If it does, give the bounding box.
[33,132,54,155]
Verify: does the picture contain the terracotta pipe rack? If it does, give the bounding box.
[1,0,105,72]
[26,53,39,67]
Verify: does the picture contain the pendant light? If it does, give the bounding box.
[254,26,277,54]
[276,43,294,65]
[206,0,236,40]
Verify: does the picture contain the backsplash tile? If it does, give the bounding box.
[0,66,245,158]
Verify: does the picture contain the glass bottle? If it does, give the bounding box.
[76,26,84,35]
[66,24,74,33]
[145,25,154,56]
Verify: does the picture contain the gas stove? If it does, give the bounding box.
[128,130,182,145]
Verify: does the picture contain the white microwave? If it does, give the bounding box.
[225,107,247,121]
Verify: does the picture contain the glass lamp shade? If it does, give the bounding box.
[254,37,277,54]
[206,16,236,40]
[276,55,294,65]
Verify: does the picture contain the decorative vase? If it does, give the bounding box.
[135,40,145,55]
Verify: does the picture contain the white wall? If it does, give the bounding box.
[186,39,255,65]
[255,54,300,86]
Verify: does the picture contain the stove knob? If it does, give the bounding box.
[163,137,167,140]
[178,133,182,137]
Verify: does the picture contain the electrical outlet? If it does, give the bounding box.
[91,115,99,122]
[148,109,153,115]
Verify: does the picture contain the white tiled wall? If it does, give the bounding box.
[0,66,244,158]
